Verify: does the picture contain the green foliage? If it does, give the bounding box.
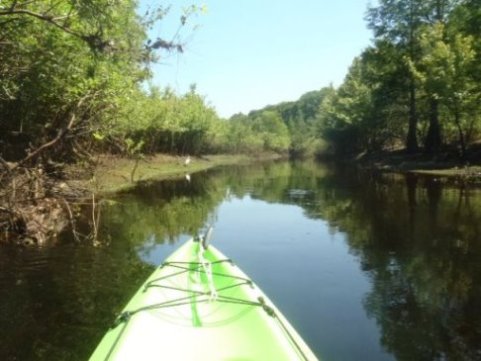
[0,0,151,160]
[101,85,224,156]
[235,89,331,157]
[0,1,227,162]
[251,111,290,152]
[316,0,481,157]
[1,0,480,162]
[0,0,290,161]
[224,111,291,155]
[411,21,479,154]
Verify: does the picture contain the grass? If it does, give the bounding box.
[68,153,281,195]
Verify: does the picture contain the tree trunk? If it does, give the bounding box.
[424,97,442,154]
[406,81,418,153]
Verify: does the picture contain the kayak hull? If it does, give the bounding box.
[89,239,318,360]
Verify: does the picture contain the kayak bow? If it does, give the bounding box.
[89,238,318,360]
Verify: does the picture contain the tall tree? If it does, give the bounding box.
[412,22,477,158]
[367,0,430,153]
[422,1,461,153]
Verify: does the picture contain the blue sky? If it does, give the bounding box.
[141,1,373,118]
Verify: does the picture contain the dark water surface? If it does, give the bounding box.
[1,161,481,361]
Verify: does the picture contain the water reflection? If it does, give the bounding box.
[0,241,153,361]
[0,161,480,360]
[294,167,481,361]
[100,174,223,246]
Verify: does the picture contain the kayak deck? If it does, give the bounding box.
[89,239,318,360]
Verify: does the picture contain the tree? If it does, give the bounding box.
[0,0,194,163]
[246,89,330,157]
[252,111,291,152]
[0,0,150,162]
[318,53,400,155]
[412,23,477,157]
[419,1,461,154]
[367,0,432,153]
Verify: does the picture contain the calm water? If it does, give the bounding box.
[1,161,481,361]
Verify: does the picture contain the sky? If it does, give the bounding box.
[141,1,373,118]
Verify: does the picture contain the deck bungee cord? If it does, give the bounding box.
[103,256,311,361]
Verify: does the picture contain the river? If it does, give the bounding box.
[0,161,480,361]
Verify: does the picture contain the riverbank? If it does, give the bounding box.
[66,153,284,195]
[356,148,481,181]
[0,152,284,244]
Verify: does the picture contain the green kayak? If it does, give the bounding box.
[89,236,318,360]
